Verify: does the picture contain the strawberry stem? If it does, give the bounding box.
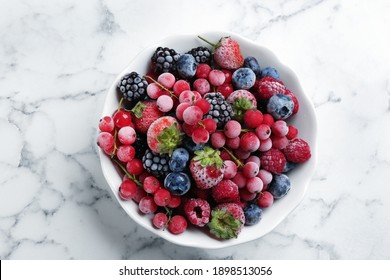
[113,159,143,187]
[197,36,217,47]
[222,147,244,168]
[144,75,179,100]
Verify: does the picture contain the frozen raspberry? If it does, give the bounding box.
[257,76,286,100]
[212,179,240,203]
[260,148,286,174]
[283,138,311,163]
[184,198,211,227]
[168,215,187,234]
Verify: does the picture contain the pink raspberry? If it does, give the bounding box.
[184,198,211,227]
[283,138,311,163]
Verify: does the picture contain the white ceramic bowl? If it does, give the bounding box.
[99,31,318,249]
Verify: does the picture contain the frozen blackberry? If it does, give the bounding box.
[142,149,170,177]
[151,47,180,73]
[133,133,147,159]
[187,46,212,64]
[204,92,234,128]
[118,72,148,104]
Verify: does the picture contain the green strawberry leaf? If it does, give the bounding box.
[232,97,253,121]
[131,101,146,119]
[193,146,223,169]
[156,123,183,156]
[208,208,242,239]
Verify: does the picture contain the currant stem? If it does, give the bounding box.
[111,128,118,158]
[117,97,124,111]
[221,146,244,168]
[144,75,179,100]
[113,159,143,187]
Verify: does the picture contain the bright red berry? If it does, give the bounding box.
[152,212,168,229]
[212,179,240,204]
[202,118,217,133]
[257,191,274,208]
[283,138,311,163]
[117,145,135,163]
[271,135,289,150]
[196,63,211,79]
[284,90,299,115]
[132,187,147,203]
[168,215,187,234]
[259,148,286,174]
[126,159,144,175]
[119,179,137,200]
[167,195,181,208]
[262,114,275,127]
[286,125,298,140]
[217,83,234,99]
[194,98,211,114]
[143,176,161,194]
[97,132,114,150]
[257,76,286,100]
[221,69,233,83]
[154,189,171,207]
[240,132,260,152]
[173,80,191,97]
[184,198,211,227]
[192,127,209,144]
[242,162,260,178]
[113,109,132,128]
[210,131,226,149]
[243,109,263,128]
[99,116,115,132]
[139,196,158,214]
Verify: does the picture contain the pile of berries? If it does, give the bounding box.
[97,35,311,239]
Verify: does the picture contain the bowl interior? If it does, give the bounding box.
[99,31,317,249]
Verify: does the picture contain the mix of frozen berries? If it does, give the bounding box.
[97,35,312,239]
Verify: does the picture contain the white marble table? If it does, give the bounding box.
[1,0,390,259]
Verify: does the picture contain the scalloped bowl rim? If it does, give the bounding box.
[99,31,318,249]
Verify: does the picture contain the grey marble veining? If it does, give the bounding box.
[1,0,390,259]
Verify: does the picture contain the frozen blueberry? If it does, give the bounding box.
[232,68,256,90]
[164,172,191,196]
[244,56,261,78]
[283,161,297,173]
[267,94,294,120]
[261,67,280,80]
[169,148,189,172]
[244,204,263,225]
[182,137,205,154]
[177,54,197,79]
[268,174,291,199]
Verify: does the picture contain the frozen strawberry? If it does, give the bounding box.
[198,36,244,69]
[208,203,245,239]
[132,100,164,134]
[226,90,257,121]
[190,146,225,189]
[146,116,183,155]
